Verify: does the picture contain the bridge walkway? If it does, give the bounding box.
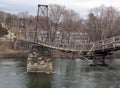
[18,35,120,56]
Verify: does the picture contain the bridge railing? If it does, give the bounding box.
[18,34,120,55]
[93,35,120,51]
[35,39,94,52]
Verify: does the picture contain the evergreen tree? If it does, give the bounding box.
[0,24,8,37]
[5,14,12,28]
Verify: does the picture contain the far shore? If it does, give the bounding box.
[0,49,28,59]
[0,37,28,59]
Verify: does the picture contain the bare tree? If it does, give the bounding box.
[86,5,119,41]
[49,4,65,42]
[49,4,65,23]
[103,7,119,38]
[61,9,82,42]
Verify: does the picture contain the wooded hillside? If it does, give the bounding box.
[1,5,120,41]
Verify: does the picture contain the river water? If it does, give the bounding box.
[0,58,120,88]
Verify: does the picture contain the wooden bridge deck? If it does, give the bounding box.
[18,35,120,56]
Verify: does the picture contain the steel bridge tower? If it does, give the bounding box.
[18,18,26,39]
[34,4,49,43]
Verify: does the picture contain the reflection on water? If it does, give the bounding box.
[52,59,120,88]
[27,74,51,88]
[0,58,120,88]
[0,59,26,88]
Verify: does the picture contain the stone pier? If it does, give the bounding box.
[27,52,53,74]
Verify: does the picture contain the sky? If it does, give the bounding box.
[0,0,120,18]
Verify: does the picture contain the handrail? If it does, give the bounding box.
[17,35,120,53]
[87,43,95,55]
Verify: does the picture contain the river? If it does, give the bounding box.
[0,58,120,88]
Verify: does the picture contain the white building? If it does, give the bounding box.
[69,32,89,43]
[37,30,89,43]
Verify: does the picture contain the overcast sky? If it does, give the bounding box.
[0,0,120,18]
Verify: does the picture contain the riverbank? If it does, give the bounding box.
[0,49,28,58]
[0,38,28,58]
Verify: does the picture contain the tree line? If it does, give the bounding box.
[0,4,120,41]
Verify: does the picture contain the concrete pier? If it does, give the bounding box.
[27,52,53,74]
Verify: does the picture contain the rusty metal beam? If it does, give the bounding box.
[34,4,49,43]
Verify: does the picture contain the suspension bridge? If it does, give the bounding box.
[13,4,120,74]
